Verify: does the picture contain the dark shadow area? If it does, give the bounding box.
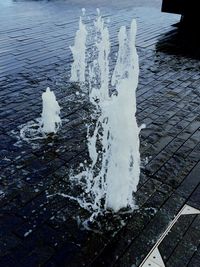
[156,26,200,60]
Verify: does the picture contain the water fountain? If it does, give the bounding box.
[69,10,142,218]
[41,87,62,134]
[19,87,61,144]
[70,13,87,83]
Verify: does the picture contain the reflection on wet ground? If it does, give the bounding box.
[1,1,200,266]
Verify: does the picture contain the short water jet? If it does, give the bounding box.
[41,87,62,134]
[19,87,61,144]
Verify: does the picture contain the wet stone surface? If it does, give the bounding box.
[1,1,200,267]
[159,214,200,267]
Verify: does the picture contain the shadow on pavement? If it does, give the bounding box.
[156,26,200,60]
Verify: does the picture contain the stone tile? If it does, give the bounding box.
[1,1,200,266]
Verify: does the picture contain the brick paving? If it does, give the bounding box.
[1,0,200,266]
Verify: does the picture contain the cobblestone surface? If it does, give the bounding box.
[1,0,200,267]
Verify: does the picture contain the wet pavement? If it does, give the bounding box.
[1,0,200,267]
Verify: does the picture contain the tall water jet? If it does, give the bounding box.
[41,87,61,134]
[104,20,140,211]
[69,11,141,216]
[70,12,87,83]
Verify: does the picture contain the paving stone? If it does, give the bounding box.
[18,246,55,267]
[114,193,186,266]
[188,254,200,267]
[0,255,17,267]
[177,161,200,199]
[166,217,200,267]
[159,214,196,262]
[1,1,200,266]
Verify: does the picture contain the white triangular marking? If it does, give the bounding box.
[149,248,165,266]
[139,205,200,267]
[141,259,161,267]
[181,205,200,215]
[141,247,165,267]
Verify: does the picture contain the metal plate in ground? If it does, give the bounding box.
[140,205,200,267]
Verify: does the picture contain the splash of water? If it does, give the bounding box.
[18,87,61,145]
[69,11,141,216]
[41,87,61,134]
